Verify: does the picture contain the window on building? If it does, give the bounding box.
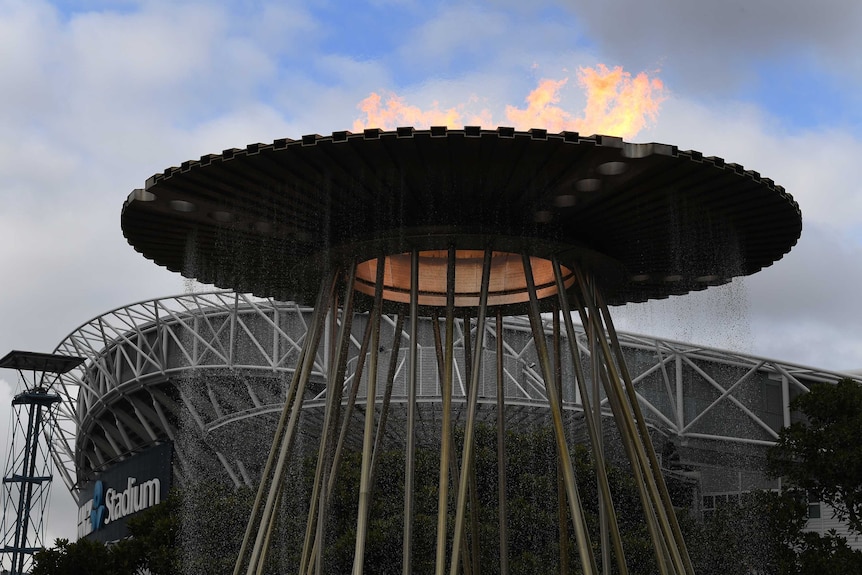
[808,503,821,519]
[807,492,821,519]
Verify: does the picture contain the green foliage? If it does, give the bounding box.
[31,490,181,575]
[177,481,256,573]
[314,424,662,574]
[795,530,862,574]
[118,487,181,574]
[31,537,115,575]
[684,490,805,574]
[768,378,862,534]
[677,487,862,574]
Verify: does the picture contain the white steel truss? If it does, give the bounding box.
[49,291,852,501]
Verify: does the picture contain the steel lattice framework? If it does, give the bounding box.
[50,290,850,499]
[1,390,59,575]
[0,352,82,575]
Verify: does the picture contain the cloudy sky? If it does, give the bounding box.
[2,0,862,544]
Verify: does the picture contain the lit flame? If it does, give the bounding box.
[575,64,665,138]
[353,93,462,133]
[353,65,665,139]
[504,78,574,133]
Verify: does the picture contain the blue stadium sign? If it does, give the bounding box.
[77,443,172,542]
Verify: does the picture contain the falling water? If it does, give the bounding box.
[613,278,752,354]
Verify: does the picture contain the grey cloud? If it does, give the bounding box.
[563,0,862,92]
[644,96,862,232]
[620,95,862,372]
[612,222,862,372]
[746,224,862,329]
[392,3,587,82]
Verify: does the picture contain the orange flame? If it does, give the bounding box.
[575,64,665,138]
[353,65,665,139]
[353,93,470,133]
[504,78,574,133]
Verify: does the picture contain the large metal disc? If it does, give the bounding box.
[121,127,801,307]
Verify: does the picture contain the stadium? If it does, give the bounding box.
[49,290,853,550]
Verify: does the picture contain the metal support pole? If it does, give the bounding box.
[314,285,357,575]
[552,308,571,575]
[462,309,482,575]
[430,309,472,573]
[569,278,664,569]
[303,306,377,571]
[25,403,52,558]
[430,306,471,571]
[586,284,681,573]
[236,269,337,575]
[260,488,282,572]
[451,443,472,575]
[369,313,406,489]
[522,255,597,575]
[402,249,420,575]
[596,289,694,575]
[234,350,304,575]
[352,256,387,575]
[252,272,338,575]
[9,395,48,575]
[572,274,677,574]
[435,246,457,575]
[450,248,492,575]
[495,309,509,575]
[557,459,570,575]
[327,313,375,498]
[300,261,358,575]
[10,401,38,575]
[552,259,628,575]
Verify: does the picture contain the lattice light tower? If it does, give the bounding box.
[0,351,84,575]
[121,127,802,575]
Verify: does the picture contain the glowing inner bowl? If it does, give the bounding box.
[354,250,575,307]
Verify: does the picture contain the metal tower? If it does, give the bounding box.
[0,351,83,575]
[121,127,801,574]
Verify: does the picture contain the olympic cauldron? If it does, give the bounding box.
[121,126,801,575]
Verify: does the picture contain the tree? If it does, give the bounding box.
[175,482,257,573]
[320,424,663,574]
[795,529,862,574]
[31,490,182,575]
[683,489,805,574]
[116,487,181,574]
[767,378,862,534]
[681,488,862,575]
[31,537,116,575]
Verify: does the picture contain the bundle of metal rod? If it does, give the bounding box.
[118,127,802,575]
[560,262,695,575]
[232,248,694,575]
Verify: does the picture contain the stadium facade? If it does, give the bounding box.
[50,290,854,545]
